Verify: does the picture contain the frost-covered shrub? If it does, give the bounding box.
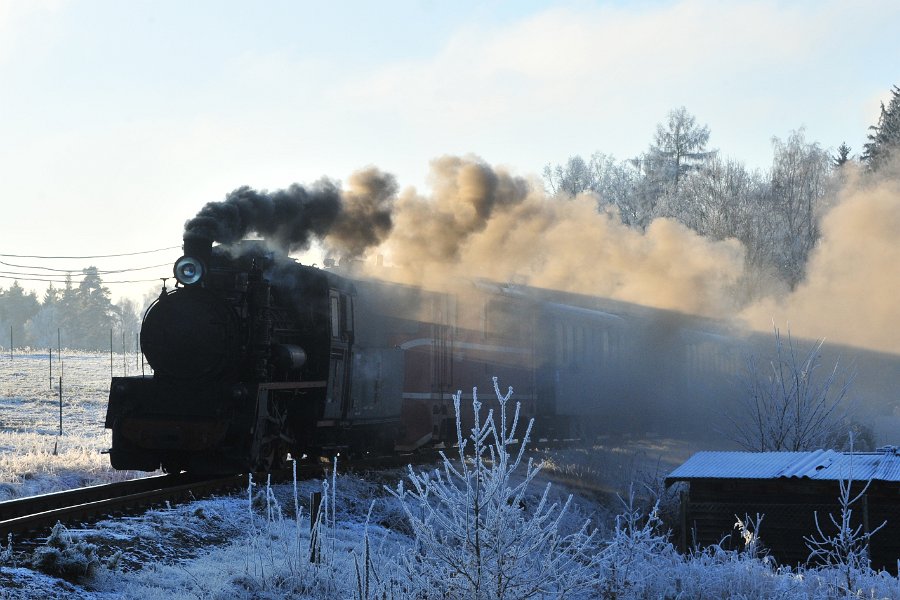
[388,378,600,599]
[29,521,99,582]
[0,532,14,568]
[595,491,678,598]
[804,441,887,596]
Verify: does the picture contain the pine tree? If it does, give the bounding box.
[73,267,115,350]
[833,142,852,167]
[861,84,900,171]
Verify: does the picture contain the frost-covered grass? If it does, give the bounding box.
[0,352,153,500]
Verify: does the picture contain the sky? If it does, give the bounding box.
[1,0,898,304]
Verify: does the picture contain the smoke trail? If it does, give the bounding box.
[184,168,396,257]
[740,161,900,355]
[370,155,746,318]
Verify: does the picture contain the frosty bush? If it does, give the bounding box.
[29,521,99,582]
[388,378,600,599]
[0,532,14,568]
[595,491,678,598]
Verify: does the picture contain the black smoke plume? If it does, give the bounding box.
[184,168,397,257]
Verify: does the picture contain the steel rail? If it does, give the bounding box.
[0,473,244,540]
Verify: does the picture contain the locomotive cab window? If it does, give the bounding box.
[329,292,354,340]
[330,295,341,338]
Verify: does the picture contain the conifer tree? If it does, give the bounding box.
[861,84,900,171]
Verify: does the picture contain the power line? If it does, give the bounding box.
[0,245,181,259]
[0,273,166,285]
[0,261,171,274]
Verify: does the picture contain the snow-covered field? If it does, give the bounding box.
[1,354,898,599]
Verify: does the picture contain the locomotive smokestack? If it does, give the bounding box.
[183,231,213,267]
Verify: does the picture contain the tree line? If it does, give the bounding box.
[0,268,141,352]
[543,85,900,297]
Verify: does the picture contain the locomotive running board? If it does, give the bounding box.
[258,381,327,391]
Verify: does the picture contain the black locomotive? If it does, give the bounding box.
[106,234,900,474]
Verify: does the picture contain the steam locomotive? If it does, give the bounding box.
[105,234,900,474]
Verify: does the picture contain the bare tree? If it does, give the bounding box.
[728,327,854,452]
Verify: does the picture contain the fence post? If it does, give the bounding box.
[310,491,322,563]
[110,328,113,379]
[58,376,63,435]
[49,347,53,390]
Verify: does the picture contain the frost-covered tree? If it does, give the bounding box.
[861,84,900,172]
[728,327,853,452]
[543,152,655,228]
[113,298,141,349]
[388,378,600,599]
[646,106,715,191]
[804,440,887,594]
[767,129,832,289]
[542,155,597,197]
[0,281,40,348]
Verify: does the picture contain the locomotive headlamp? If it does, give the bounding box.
[174,256,205,285]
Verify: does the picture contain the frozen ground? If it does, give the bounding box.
[1,354,898,599]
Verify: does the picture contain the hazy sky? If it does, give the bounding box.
[1,0,897,303]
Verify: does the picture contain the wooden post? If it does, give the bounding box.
[49,347,53,390]
[122,330,126,376]
[310,491,322,563]
[679,489,688,553]
[58,329,62,380]
[58,376,63,435]
[8,325,11,360]
[110,329,114,379]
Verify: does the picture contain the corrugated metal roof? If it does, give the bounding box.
[665,448,900,485]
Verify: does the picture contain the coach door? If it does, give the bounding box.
[324,291,353,422]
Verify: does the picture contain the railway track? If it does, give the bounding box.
[0,472,246,542]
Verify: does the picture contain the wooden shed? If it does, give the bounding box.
[665,447,900,573]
